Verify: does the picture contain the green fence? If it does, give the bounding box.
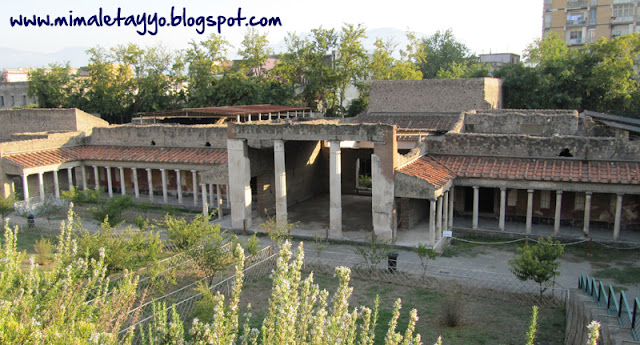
[578,274,639,341]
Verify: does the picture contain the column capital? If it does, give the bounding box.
[500,187,506,192]
[472,185,479,190]
[159,168,165,172]
[556,190,563,195]
[191,169,197,173]
[146,168,152,172]
[585,191,593,196]
[617,193,624,197]
[175,168,181,173]
[527,189,534,193]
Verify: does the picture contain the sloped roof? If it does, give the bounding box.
[397,155,456,188]
[5,146,227,169]
[433,155,640,184]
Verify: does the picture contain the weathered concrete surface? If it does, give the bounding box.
[227,139,252,230]
[0,108,106,141]
[329,141,342,238]
[564,290,637,345]
[274,140,287,227]
[229,121,390,143]
[368,78,502,113]
[464,109,580,136]
[89,125,228,148]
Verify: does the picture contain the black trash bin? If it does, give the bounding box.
[27,213,35,229]
[387,253,399,273]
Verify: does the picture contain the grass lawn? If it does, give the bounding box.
[237,270,566,345]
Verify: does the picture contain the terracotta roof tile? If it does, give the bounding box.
[5,146,227,168]
[431,155,640,185]
[397,155,456,188]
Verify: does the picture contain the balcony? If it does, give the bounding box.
[568,38,585,45]
[611,16,634,24]
[566,18,587,26]
[567,0,588,8]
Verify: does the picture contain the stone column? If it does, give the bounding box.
[160,169,168,203]
[53,170,60,199]
[443,191,449,231]
[81,167,87,190]
[226,185,230,208]
[93,165,99,190]
[38,171,45,201]
[329,140,342,238]
[583,192,592,236]
[499,188,506,231]
[175,169,182,204]
[613,194,623,241]
[132,168,139,199]
[217,184,223,219]
[554,191,563,235]
[472,186,479,229]
[146,168,154,201]
[436,196,443,241]
[228,139,252,229]
[449,186,454,228]
[209,184,214,206]
[429,199,436,245]
[274,140,288,227]
[67,167,74,191]
[119,167,126,195]
[201,184,208,217]
[22,174,29,201]
[106,167,113,198]
[526,189,534,234]
[191,170,198,205]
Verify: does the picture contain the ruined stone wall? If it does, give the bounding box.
[285,141,326,205]
[252,141,327,216]
[88,125,228,148]
[398,197,428,230]
[424,133,640,160]
[0,109,77,141]
[463,109,580,136]
[368,78,502,113]
[1,132,84,155]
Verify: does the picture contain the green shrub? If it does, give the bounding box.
[91,195,133,226]
[246,233,261,256]
[33,237,54,265]
[359,174,372,188]
[61,187,102,204]
[164,213,221,250]
[75,217,163,274]
[0,194,15,222]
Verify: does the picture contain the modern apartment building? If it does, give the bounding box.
[543,0,639,46]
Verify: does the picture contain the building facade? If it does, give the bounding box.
[1,78,639,249]
[543,0,640,46]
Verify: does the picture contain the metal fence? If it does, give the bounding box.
[118,245,275,341]
[303,251,567,308]
[578,274,639,341]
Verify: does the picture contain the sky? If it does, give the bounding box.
[1,0,543,67]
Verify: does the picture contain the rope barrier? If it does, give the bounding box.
[451,237,590,246]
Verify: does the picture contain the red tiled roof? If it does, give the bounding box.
[397,155,456,188]
[432,155,640,185]
[4,147,81,168]
[5,146,227,168]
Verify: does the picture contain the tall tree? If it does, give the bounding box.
[418,29,474,79]
[238,29,272,78]
[185,34,231,107]
[27,63,74,108]
[301,28,339,113]
[334,23,368,116]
